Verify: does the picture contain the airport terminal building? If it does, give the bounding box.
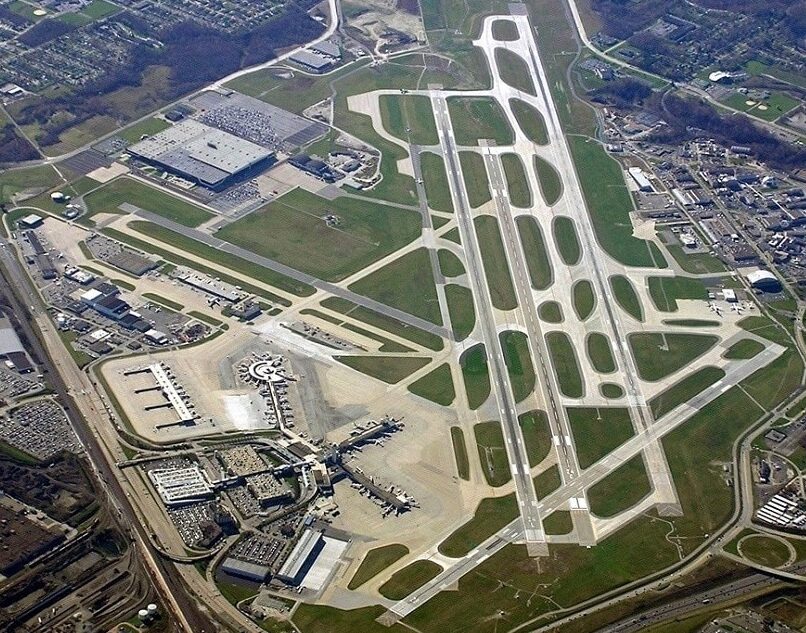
[128,119,275,191]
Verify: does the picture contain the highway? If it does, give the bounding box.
[431,94,546,549]
[0,237,215,632]
[386,7,788,620]
[389,336,782,618]
[603,564,805,632]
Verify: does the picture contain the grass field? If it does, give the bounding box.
[408,363,455,406]
[348,544,410,589]
[495,48,536,96]
[722,338,765,361]
[82,177,212,227]
[450,427,470,480]
[573,279,595,320]
[404,517,677,633]
[448,97,514,145]
[720,90,799,122]
[475,215,518,310]
[459,151,491,207]
[534,156,562,205]
[662,388,763,552]
[568,136,665,268]
[647,276,707,312]
[534,464,562,499]
[567,407,634,469]
[58,0,118,24]
[474,421,512,486]
[601,383,624,399]
[745,60,806,90]
[187,311,223,327]
[0,164,63,205]
[9,0,47,21]
[629,333,719,382]
[663,319,720,328]
[664,244,724,274]
[438,249,465,277]
[438,494,518,557]
[546,331,583,397]
[587,455,651,517]
[142,292,183,312]
[349,248,442,325]
[610,275,643,322]
[539,301,563,323]
[343,322,412,352]
[125,221,310,299]
[649,366,725,419]
[379,560,444,600]
[118,117,170,144]
[380,94,439,145]
[461,344,491,409]
[432,215,449,229]
[442,227,461,244]
[510,98,548,145]
[295,605,410,633]
[501,153,532,208]
[544,511,573,535]
[216,580,258,606]
[519,410,552,467]
[336,356,430,384]
[553,216,581,265]
[738,315,791,347]
[515,215,552,290]
[420,152,454,213]
[738,535,791,567]
[217,188,421,282]
[492,19,519,41]
[741,348,803,411]
[500,330,536,402]
[321,297,444,351]
[587,332,616,373]
[445,284,476,340]
[0,439,39,465]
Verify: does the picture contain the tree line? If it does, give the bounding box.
[10,7,325,150]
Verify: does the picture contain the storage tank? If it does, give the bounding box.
[147,604,158,614]
[138,609,149,621]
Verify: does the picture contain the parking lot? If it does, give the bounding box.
[0,399,82,460]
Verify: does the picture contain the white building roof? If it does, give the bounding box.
[20,213,43,226]
[148,466,213,505]
[0,326,24,356]
[277,529,322,582]
[129,119,272,185]
[746,270,777,285]
[80,288,103,302]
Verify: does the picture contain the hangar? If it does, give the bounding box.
[746,269,782,293]
[128,119,275,191]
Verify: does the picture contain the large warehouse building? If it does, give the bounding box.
[128,119,275,190]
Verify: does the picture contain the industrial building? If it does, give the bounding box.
[276,529,325,585]
[746,269,783,293]
[219,557,271,582]
[311,40,341,59]
[628,167,654,192]
[146,362,194,423]
[128,119,275,191]
[289,50,334,72]
[18,214,43,229]
[80,287,131,320]
[148,466,214,506]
